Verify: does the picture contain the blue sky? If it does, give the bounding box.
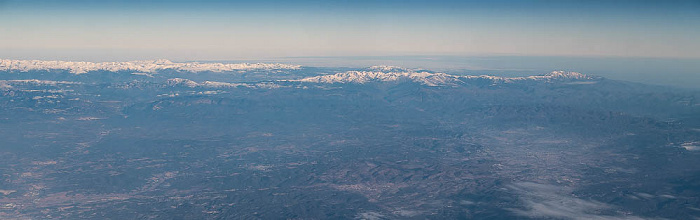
[1,0,699,61]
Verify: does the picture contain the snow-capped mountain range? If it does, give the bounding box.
[0,59,301,74]
[0,59,598,87]
[296,67,595,86]
[296,70,460,86]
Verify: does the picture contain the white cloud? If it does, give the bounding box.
[507,182,652,220]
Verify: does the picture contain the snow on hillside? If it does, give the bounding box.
[296,70,596,86]
[0,59,597,87]
[462,71,595,82]
[295,71,461,86]
[164,78,282,89]
[0,59,301,74]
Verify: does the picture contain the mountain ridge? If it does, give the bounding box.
[1,59,600,87]
[0,59,301,74]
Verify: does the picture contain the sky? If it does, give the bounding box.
[1,0,699,61]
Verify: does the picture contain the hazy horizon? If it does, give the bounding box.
[2,0,700,60]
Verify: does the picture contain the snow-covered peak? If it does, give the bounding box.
[367,65,413,72]
[0,79,81,90]
[0,79,81,86]
[296,70,461,86]
[537,71,592,80]
[152,59,174,65]
[461,71,595,82]
[0,59,301,74]
[295,68,598,86]
[164,78,279,89]
[200,81,252,88]
[165,78,199,88]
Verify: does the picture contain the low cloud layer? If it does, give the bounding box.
[507,182,650,220]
